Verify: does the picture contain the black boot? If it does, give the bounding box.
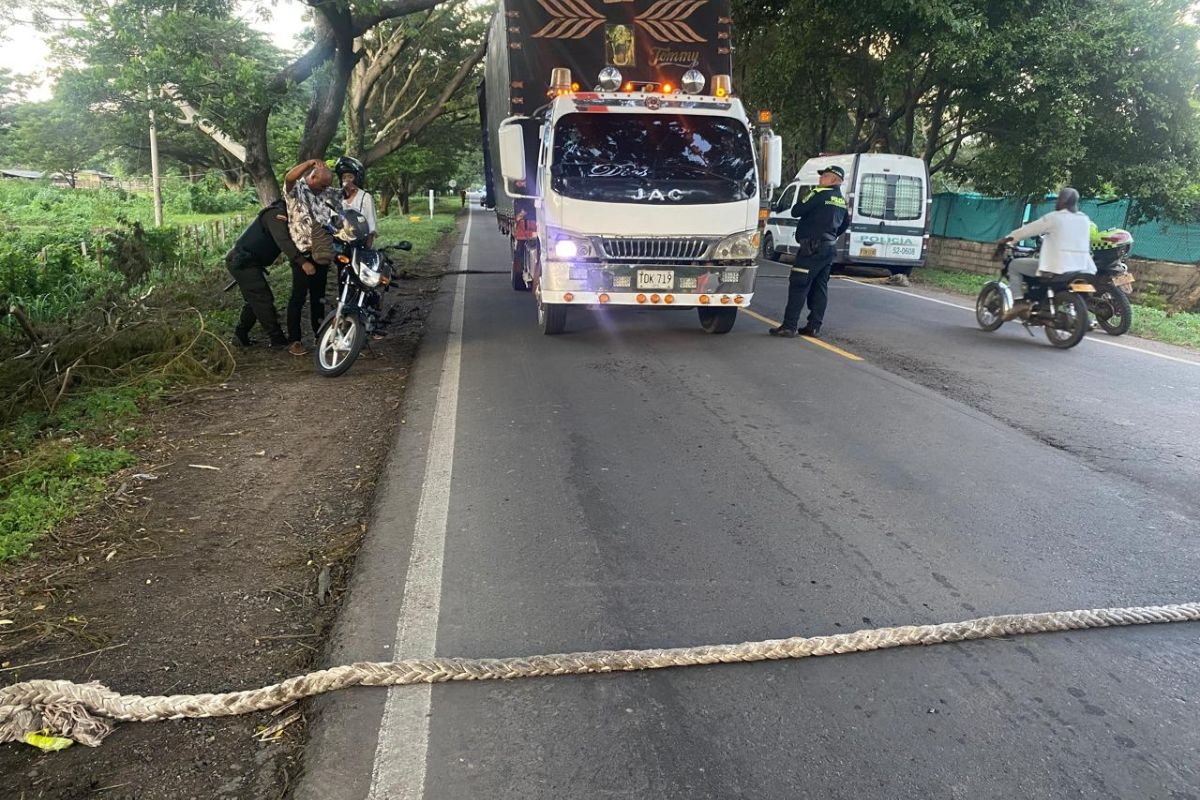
[769,326,799,338]
[233,328,255,347]
[799,325,820,338]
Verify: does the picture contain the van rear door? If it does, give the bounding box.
[847,158,928,266]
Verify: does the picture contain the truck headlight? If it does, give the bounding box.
[713,230,760,261]
[552,233,594,259]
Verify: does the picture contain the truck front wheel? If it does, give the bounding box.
[538,300,567,335]
[698,307,737,334]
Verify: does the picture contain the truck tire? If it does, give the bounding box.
[538,300,567,335]
[511,240,529,291]
[698,307,737,334]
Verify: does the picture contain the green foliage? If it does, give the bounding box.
[736,0,1200,220]
[0,180,248,324]
[0,444,136,562]
[12,93,109,185]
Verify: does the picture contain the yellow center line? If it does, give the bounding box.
[741,307,865,362]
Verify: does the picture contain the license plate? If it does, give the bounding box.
[637,270,674,290]
[859,246,877,257]
[890,245,919,258]
[1112,273,1134,287]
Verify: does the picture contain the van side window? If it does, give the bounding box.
[857,174,924,222]
[775,184,797,212]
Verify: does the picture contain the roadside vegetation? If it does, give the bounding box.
[912,267,1200,350]
[0,197,461,563]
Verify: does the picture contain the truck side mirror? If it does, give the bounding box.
[499,121,527,184]
[765,135,783,189]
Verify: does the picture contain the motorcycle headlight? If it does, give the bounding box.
[713,230,760,261]
[551,233,595,260]
[355,255,382,287]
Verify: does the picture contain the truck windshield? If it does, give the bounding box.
[551,113,756,204]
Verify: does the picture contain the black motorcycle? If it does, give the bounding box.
[976,244,1096,349]
[1088,231,1135,336]
[314,211,412,377]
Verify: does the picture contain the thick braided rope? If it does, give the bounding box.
[3,602,1198,747]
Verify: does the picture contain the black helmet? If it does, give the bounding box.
[334,155,366,190]
[334,210,371,243]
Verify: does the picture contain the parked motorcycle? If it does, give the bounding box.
[1088,228,1135,336]
[314,210,412,377]
[975,243,1096,349]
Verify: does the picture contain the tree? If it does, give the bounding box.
[344,0,487,168]
[735,0,1200,218]
[370,117,477,215]
[18,0,451,202]
[16,89,107,186]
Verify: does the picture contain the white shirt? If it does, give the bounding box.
[342,188,378,235]
[1008,210,1096,275]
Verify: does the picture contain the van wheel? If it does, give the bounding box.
[762,232,779,261]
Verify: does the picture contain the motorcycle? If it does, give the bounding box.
[314,210,412,377]
[1088,228,1135,336]
[975,243,1096,349]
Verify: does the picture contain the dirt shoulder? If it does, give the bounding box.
[0,235,450,798]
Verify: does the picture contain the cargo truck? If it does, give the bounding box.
[478,0,782,334]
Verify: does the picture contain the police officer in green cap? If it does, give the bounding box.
[770,164,849,338]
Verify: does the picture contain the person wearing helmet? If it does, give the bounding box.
[335,155,377,248]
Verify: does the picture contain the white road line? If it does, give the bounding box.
[368,208,472,800]
[840,277,1200,368]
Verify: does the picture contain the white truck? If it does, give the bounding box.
[763,153,931,273]
[478,0,781,334]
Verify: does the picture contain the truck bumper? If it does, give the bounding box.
[540,290,754,308]
[540,261,758,302]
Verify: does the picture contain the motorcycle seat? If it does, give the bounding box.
[1032,271,1096,288]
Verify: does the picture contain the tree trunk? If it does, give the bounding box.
[243,111,281,203]
[299,12,357,161]
[379,188,393,215]
[400,191,410,215]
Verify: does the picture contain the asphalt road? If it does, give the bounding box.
[297,208,1200,800]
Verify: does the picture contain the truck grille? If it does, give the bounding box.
[600,238,710,262]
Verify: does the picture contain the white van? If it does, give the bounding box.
[763,153,931,272]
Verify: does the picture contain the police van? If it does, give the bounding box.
[763,153,931,273]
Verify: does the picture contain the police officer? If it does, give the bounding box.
[770,165,850,338]
[225,199,305,348]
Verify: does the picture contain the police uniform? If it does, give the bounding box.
[225,200,304,346]
[774,169,850,336]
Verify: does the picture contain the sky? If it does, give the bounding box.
[0,0,314,101]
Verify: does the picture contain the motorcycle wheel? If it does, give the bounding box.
[1044,292,1089,349]
[975,282,1006,331]
[314,313,366,377]
[1092,286,1132,336]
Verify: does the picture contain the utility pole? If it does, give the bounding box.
[148,87,163,227]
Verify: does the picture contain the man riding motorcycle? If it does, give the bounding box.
[1000,187,1096,320]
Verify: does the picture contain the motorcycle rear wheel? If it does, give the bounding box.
[1044,293,1089,349]
[314,313,366,377]
[1092,287,1132,336]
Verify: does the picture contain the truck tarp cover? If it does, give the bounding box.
[496,0,732,116]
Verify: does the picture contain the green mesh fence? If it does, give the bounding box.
[933,193,1200,264]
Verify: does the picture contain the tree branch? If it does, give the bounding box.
[363,38,484,164]
[354,0,446,36]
